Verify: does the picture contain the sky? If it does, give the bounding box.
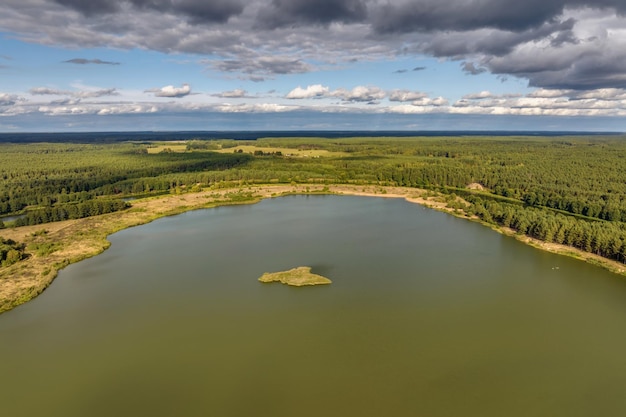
[1,0,626,132]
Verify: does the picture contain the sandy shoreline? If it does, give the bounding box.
[1,183,624,313]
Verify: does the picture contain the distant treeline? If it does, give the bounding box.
[1,131,619,144]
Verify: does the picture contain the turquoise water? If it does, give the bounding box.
[2,195,626,417]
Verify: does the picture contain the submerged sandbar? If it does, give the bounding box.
[258,266,331,287]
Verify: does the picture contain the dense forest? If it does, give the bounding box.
[2,135,626,264]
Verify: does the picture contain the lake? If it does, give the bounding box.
[0,213,26,224]
[2,195,626,417]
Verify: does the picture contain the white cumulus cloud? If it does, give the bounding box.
[0,93,23,106]
[286,84,330,99]
[216,103,296,113]
[331,86,386,102]
[388,89,429,102]
[213,89,249,98]
[462,91,498,100]
[149,84,192,98]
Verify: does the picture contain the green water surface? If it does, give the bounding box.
[2,195,626,417]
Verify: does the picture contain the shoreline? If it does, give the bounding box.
[1,183,625,314]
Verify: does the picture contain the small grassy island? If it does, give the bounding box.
[258,266,332,287]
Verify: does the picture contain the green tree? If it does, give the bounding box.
[4,249,22,266]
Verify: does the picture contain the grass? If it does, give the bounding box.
[27,242,62,257]
[258,266,332,287]
[145,143,188,154]
[214,145,347,158]
[143,141,347,158]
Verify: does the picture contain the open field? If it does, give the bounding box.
[145,143,188,153]
[142,140,347,157]
[214,144,347,157]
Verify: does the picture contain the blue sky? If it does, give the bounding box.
[2,0,626,132]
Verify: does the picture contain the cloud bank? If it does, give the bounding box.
[1,0,625,90]
[5,83,624,120]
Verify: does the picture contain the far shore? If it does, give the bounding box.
[1,183,625,314]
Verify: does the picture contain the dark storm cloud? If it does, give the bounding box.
[370,0,626,34]
[462,62,487,75]
[64,58,120,65]
[53,0,118,15]
[550,28,580,47]
[42,0,626,32]
[8,0,626,91]
[420,18,578,58]
[371,0,565,34]
[53,0,244,23]
[483,36,626,90]
[256,0,367,28]
[210,56,312,79]
[512,55,626,90]
[167,0,244,24]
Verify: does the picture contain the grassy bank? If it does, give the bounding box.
[1,183,625,314]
